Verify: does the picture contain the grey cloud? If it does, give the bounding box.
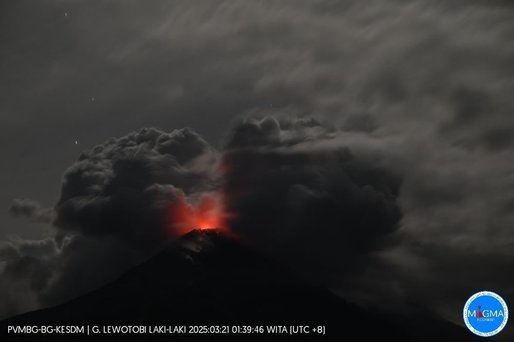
[0,278,39,321]
[223,117,402,278]
[0,0,513,335]
[225,116,335,149]
[0,238,57,318]
[9,199,54,224]
[341,114,378,133]
[55,127,217,245]
[0,127,220,318]
[40,235,145,306]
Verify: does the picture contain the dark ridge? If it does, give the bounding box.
[2,229,479,341]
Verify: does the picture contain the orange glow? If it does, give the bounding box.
[169,193,231,235]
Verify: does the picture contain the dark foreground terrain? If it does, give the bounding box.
[2,229,479,341]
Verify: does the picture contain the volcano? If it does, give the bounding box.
[2,229,479,341]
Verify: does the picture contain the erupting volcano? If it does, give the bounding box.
[169,193,230,234]
[2,229,479,342]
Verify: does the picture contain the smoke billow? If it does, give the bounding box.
[223,117,402,278]
[2,127,221,316]
[54,127,218,245]
[9,199,54,224]
[1,2,514,337]
[1,118,403,318]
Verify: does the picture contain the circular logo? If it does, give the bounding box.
[463,291,509,337]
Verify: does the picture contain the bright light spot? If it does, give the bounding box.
[169,193,232,235]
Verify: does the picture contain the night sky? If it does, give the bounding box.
[1,0,513,338]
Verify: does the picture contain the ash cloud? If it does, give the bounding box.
[0,1,513,336]
[9,199,54,224]
[0,238,57,318]
[1,120,404,318]
[54,127,217,245]
[2,127,220,316]
[223,117,402,278]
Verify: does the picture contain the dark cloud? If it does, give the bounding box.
[223,117,402,278]
[1,120,404,318]
[55,127,217,245]
[1,127,220,317]
[0,0,513,337]
[225,116,334,149]
[0,238,57,318]
[41,235,143,306]
[8,199,54,224]
[341,114,378,133]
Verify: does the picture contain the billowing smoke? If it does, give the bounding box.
[1,127,221,316]
[223,117,402,278]
[3,114,513,335]
[0,238,57,318]
[9,199,54,224]
[1,118,402,318]
[2,2,513,336]
[54,127,218,245]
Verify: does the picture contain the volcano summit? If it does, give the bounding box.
[2,229,478,341]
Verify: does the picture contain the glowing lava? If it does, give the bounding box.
[169,193,230,235]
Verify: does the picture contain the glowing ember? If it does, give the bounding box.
[169,193,230,235]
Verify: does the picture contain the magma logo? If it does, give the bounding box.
[463,291,509,337]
